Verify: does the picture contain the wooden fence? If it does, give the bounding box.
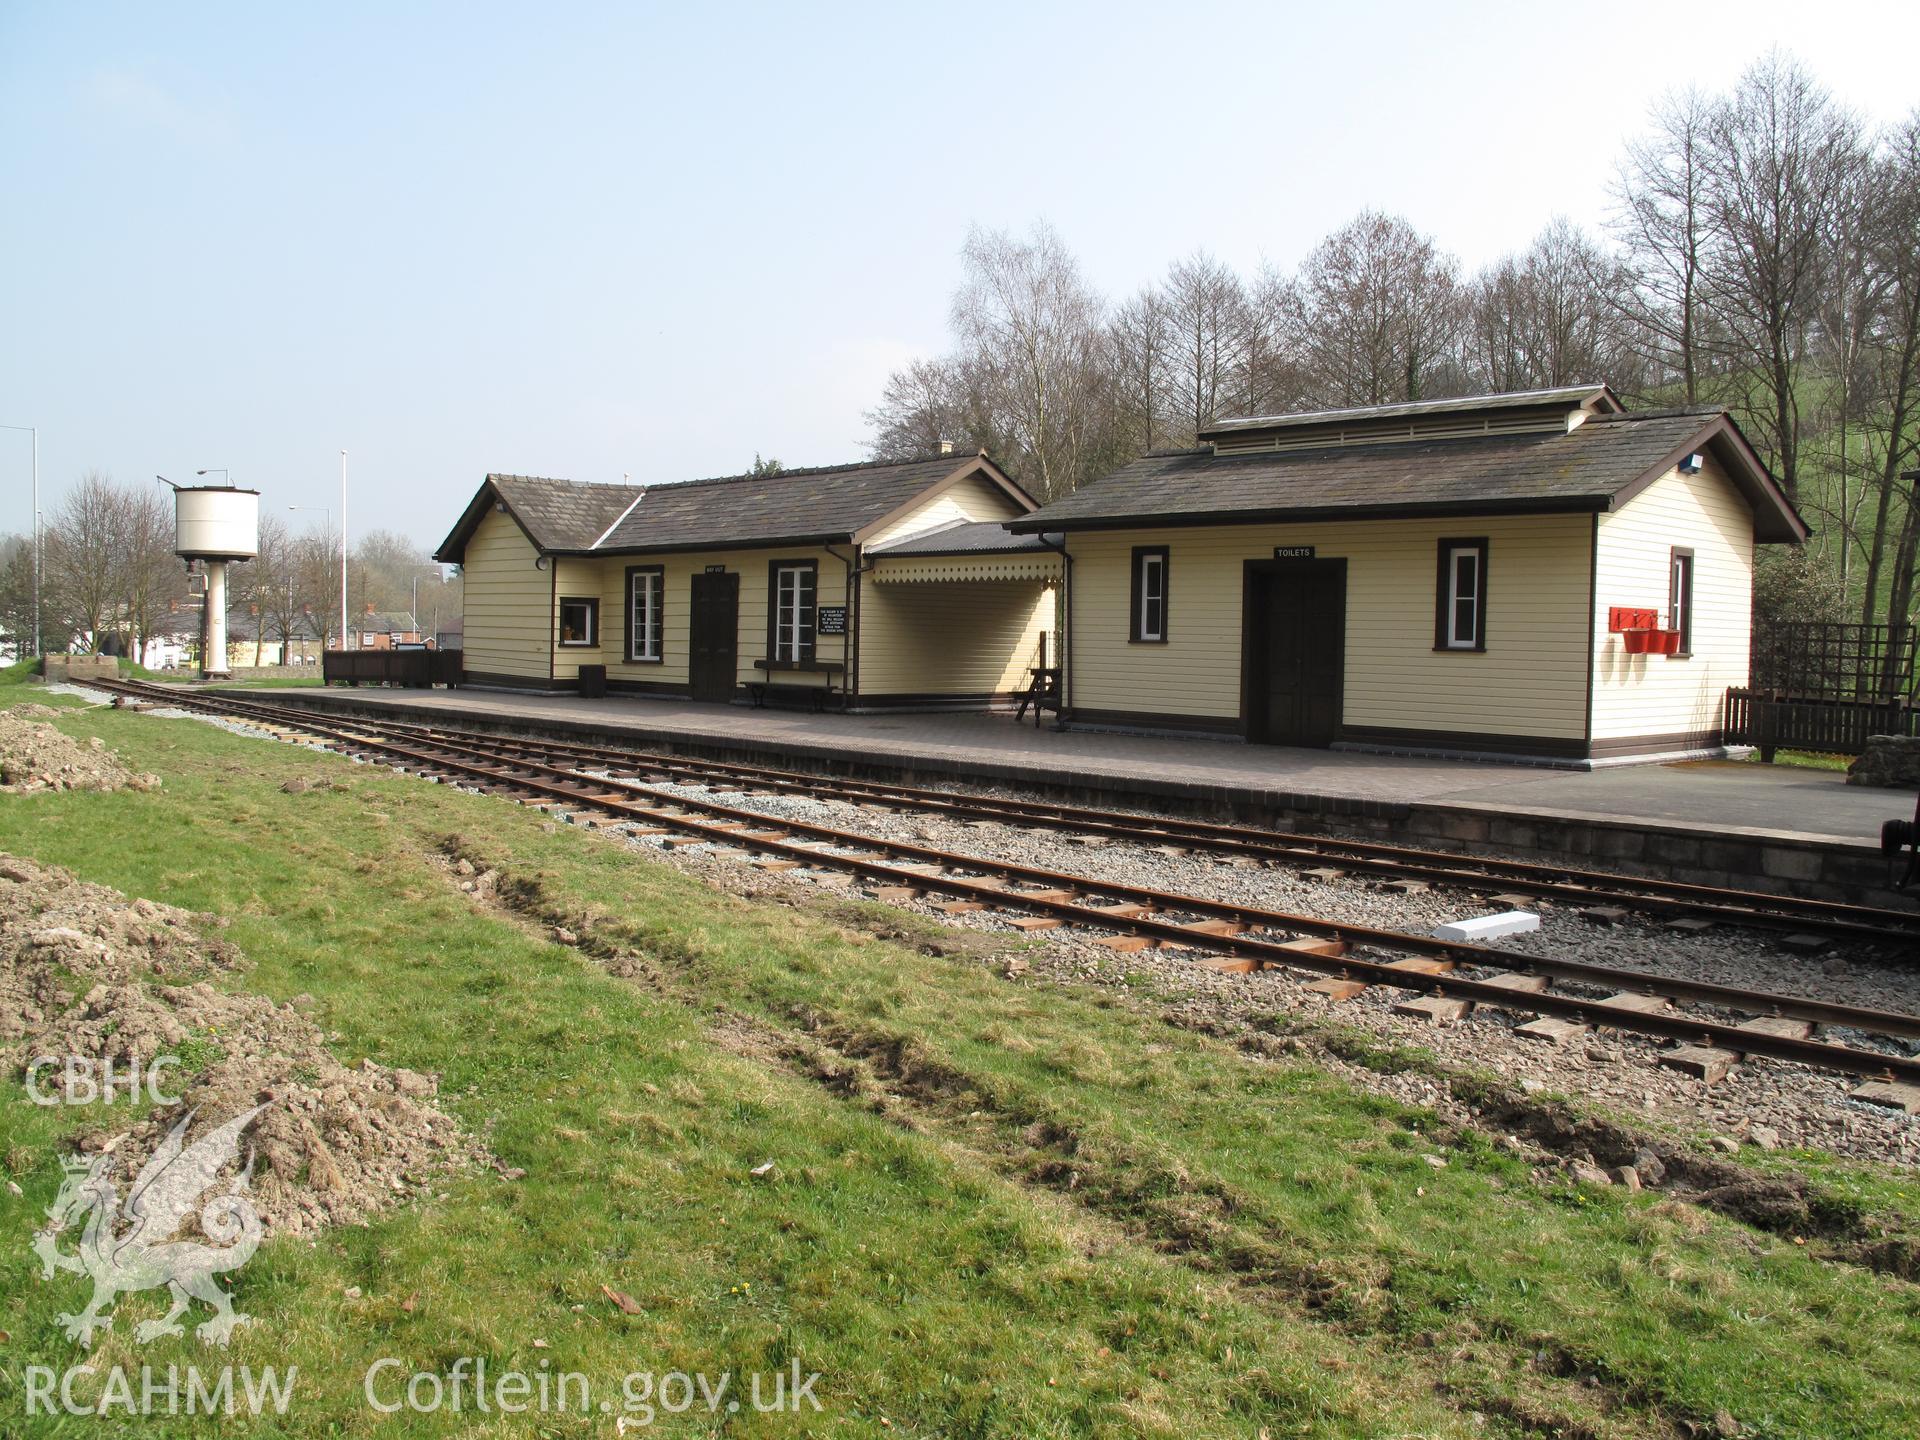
[1751,621,1916,701]
[1724,687,1918,761]
[321,649,462,687]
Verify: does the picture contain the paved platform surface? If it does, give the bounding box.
[216,685,1908,852]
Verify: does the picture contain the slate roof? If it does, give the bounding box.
[1012,409,1807,543]
[489,475,644,552]
[596,455,991,553]
[437,455,1031,563]
[871,519,1056,556]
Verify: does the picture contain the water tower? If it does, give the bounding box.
[170,482,260,680]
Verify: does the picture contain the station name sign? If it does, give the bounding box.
[816,605,848,635]
[1272,545,1316,560]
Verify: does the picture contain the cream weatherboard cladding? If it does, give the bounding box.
[866,472,1022,548]
[460,508,552,681]
[1065,515,1594,739]
[584,547,851,691]
[1589,454,1754,743]
[860,581,1054,699]
[549,555,605,683]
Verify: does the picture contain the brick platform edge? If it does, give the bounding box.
[219,688,1913,913]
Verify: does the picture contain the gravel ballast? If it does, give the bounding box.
[577,773,1920,1170]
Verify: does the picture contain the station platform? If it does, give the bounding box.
[208,684,1917,909]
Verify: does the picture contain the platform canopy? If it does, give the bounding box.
[867,519,1063,584]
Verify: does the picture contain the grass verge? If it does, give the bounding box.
[0,695,1915,1437]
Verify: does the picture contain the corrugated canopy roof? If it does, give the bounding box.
[1012,409,1807,543]
[871,519,1056,556]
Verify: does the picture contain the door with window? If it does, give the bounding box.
[1242,559,1346,747]
[688,572,739,703]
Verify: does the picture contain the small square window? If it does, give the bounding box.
[558,596,599,647]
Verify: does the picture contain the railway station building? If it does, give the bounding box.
[432,450,1063,711]
[436,385,1806,766]
[1011,385,1807,762]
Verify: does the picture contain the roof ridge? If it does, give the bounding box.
[489,452,979,496]
[1202,384,1613,434]
[1585,405,1726,424]
[487,472,644,492]
[654,451,978,491]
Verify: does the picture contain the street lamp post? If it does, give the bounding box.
[340,452,348,652]
[1,424,38,658]
[410,565,443,640]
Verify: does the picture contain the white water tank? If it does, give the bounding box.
[174,486,260,560]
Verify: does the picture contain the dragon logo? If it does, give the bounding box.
[32,1105,270,1348]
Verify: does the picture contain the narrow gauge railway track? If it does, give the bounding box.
[94,679,1920,1089]
[136,682,1920,947]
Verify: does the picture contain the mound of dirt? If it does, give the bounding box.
[0,706,160,793]
[1,853,484,1237]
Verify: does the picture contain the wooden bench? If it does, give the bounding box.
[747,659,845,711]
[1016,665,1062,726]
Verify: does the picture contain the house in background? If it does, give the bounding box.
[1011,386,1807,763]
[354,608,430,651]
[434,452,1059,709]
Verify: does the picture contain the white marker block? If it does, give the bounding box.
[1431,910,1540,943]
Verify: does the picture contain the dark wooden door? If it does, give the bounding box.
[688,572,738,702]
[1244,561,1345,747]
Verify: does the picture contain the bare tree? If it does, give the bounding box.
[1466,221,1638,392]
[115,482,181,663]
[1610,88,1716,401]
[246,513,292,663]
[1163,252,1249,441]
[1861,111,1920,630]
[44,471,124,650]
[1291,211,1462,407]
[1805,148,1885,592]
[292,526,344,649]
[948,223,1120,502]
[1699,54,1868,499]
[0,534,34,659]
[1240,264,1309,418]
[1110,286,1175,454]
[866,357,978,460]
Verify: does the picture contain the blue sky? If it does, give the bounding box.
[3,1,1917,551]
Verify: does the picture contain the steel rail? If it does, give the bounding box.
[97,680,1920,1080]
[203,689,1920,945]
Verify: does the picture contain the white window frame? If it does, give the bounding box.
[1438,540,1486,651]
[1669,549,1694,657]
[773,562,816,663]
[557,596,598,648]
[1131,546,1168,643]
[627,567,663,663]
